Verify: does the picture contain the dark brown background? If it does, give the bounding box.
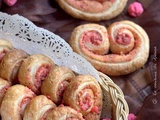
[0,0,159,119]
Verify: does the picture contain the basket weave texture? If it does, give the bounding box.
[98,72,129,120]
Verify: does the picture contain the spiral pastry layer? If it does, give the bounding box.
[0,49,29,83]
[23,95,56,120]
[70,24,110,55]
[41,66,75,105]
[0,84,36,120]
[0,78,11,106]
[69,21,150,76]
[46,106,85,120]
[0,39,13,61]
[56,0,128,21]
[18,54,55,94]
[63,74,103,120]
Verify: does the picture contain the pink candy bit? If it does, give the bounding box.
[128,2,144,17]
[101,118,111,120]
[3,0,17,6]
[128,113,137,120]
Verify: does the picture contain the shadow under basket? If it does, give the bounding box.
[98,72,129,120]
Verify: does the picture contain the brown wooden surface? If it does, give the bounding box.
[1,0,160,119]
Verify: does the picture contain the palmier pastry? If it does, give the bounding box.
[0,78,11,106]
[41,66,75,105]
[63,74,103,120]
[0,39,13,61]
[0,49,29,84]
[18,54,55,94]
[69,21,150,76]
[56,0,128,21]
[46,105,84,120]
[0,84,36,120]
[23,95,56,120]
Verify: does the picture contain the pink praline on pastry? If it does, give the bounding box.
[128,2,144,17]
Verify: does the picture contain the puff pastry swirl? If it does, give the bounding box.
[0,78,11,106]
[56,0,128,21]
[0,49,29,84]
[23,95,56,120]
[0,84,36,120]
[46,106,84,120]
[18,54,55,94]
[63,74,103,120]
[69,21,150,76]
[41,66,75,105]
[0,39,13,61]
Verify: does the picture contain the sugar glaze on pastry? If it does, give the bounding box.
[18,54,55,94]
[0,49,29,84]
[0,78,11,106]
[0,39,13,61]
[41,66,75,105]
[69,21,150,76]
[63,74,103,120]
[23,95,56,120]
[0,84,36,120]
[46,105,84,120]
[56,0,128,21]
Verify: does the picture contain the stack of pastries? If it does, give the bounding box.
[0,39,103,120]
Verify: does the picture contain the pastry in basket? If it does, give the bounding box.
[0,78,11,106]
[69,21,150,76]
[23,95,56,120]
[0,49,29,84]
[41,66,75,105]
[0,39,13,61]
[18,54,55,94]
[46,105,84,120]
[56,0,128,21]
[63,74,103,120]
[0,84,36,120]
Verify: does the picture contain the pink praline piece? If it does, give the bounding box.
[3,0,17,6]
[101,118,111,120]
[128,113,137,120]
[128,2,144,17]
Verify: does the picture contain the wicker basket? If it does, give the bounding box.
[98,72,129,120]
[0,12,129,120]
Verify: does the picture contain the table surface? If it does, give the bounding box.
[1,0,160,120]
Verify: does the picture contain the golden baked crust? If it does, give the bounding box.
[0,49,29,83]
[18,54,55,94]
[0,39,14,61]
[70,24,110,55]
[0,39,13,49]
[69,21,150,76]
[23,95,56,120]
[56,0,128,21]
[46,106,85,120]
[41,66,75,105]
[0,78,11,106]
[63,74,103,120]
[0,84,36,120]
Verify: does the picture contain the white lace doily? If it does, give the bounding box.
[0,12,101,82]
[0,12,130,119]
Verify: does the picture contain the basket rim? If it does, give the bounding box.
[98,71,129,120]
